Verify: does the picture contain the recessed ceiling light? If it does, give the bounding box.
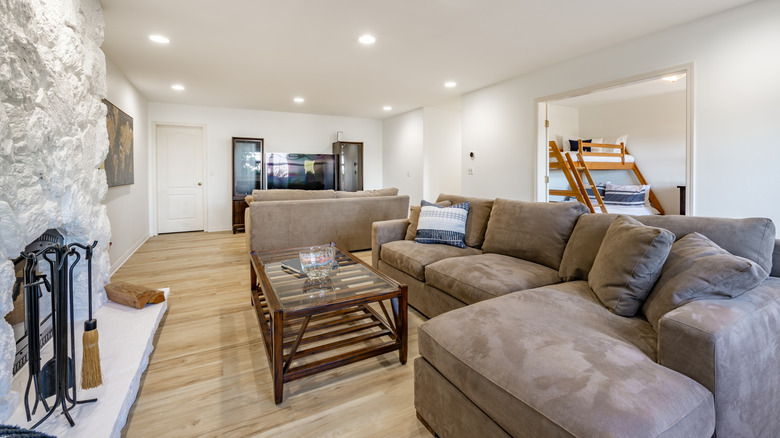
[662,74,685,83]
[149,35,170,44]
[294,97,305,103]
[444,81,457,88]
[171,84,185,91]
[358,34,376,45]
[383,106,392,111]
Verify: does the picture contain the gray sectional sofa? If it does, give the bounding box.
[245,188,408,253]
[371,194,780,438]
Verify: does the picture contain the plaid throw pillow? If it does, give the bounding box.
[415,200,470,248]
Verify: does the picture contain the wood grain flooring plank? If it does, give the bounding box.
[116,232,429,437]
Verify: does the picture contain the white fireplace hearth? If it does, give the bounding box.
[8,289,168,436]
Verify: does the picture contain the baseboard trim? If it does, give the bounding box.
[110,233,150,276]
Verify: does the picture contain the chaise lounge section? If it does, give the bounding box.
[372,197,780,437]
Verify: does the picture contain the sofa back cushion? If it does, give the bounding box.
[435,194,494,248]
[588,216,675,317]
[773,239,780,277]
[560,214,776,281]
[334,188,399,198]
[252,189,336,201]
[482,200,589,270]
[643,232,769,331]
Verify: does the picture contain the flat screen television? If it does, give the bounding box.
[266,153,336,190]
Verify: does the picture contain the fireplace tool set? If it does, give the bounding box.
[17,230,100,429]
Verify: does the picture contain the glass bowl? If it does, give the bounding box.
[299,245,335,278]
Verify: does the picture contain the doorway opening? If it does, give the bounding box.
[536,66,692,215]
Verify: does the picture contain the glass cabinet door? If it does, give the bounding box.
[233,137,264,196]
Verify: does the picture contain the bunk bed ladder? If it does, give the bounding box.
[566,151,608,213]
[548,141,594,213]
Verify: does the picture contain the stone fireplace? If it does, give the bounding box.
[0,0,111,422]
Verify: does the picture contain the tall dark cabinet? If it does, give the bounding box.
[332,141,363,192]
[232,137,264,233]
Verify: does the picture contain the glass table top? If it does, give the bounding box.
[254,247,400,311]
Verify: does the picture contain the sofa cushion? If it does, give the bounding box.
[643,232,769,331]
[773,239,780,277]
[379,240,481,281]
[251,189,336,201]
[334,187,399,198]
[559,214,617,281]
[418,281,715,438]
[559,215,776,280]
[435,194,494,248]
[482,200,589,270]
[425,254,561,305]
[589,216,675,317]
[415,201,470,248]
[405,200,452,241]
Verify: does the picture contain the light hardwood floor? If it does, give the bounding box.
[115,231,430,437]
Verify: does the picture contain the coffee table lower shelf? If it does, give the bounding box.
[250,275,407,403]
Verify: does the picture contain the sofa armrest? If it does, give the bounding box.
[657,277,780,437]
[372,218,409,268]
[772,239,780,277]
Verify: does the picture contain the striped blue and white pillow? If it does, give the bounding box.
[586,182,608,202]
[603,183,650,207]
[415,200,470,248]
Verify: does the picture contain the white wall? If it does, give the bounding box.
[547,104,579,149]
[104,58,150,272]
[423,107,462,201]
[147,103,383,232]
[579,91,686,214]
[462,0,780,224]
[382,109,424,207]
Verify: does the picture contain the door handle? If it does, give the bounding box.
[197,182,202,186]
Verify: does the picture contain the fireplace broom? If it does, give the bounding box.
[81,242,103,389]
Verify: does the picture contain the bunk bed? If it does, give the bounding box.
[549,140,665,215]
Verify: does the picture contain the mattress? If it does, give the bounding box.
[603,205,660,215]
[551,152,635,164]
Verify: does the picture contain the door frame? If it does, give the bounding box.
[150,122,209,236]
[533,63,694,215]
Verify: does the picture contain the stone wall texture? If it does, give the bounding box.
[0,0,110,421]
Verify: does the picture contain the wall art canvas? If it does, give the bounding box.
[103,99,134,186]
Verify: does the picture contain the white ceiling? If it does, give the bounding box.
[99,0,752,119]
[552,74,687,109]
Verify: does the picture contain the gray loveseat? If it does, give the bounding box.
[372,194,780,437]
[245,188,409,254]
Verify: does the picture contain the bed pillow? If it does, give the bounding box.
[414,201,469,248]
[561,134,586,152]
[642,232,769,331]
[588,215,675,317]
[585,182,608,202]
[569,139,592,152]
[603,183,650,207]
[405,200,452,240]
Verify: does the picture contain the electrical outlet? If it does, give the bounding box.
[467,168,474,175]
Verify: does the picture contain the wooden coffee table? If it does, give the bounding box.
[249,245,408,403]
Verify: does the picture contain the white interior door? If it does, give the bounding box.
[157,125,204,233]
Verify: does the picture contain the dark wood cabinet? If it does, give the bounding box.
[232,137,264,233]
[332,141,363,191]
[232,196,249,234]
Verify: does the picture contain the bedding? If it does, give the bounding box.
[550,152,635,164]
